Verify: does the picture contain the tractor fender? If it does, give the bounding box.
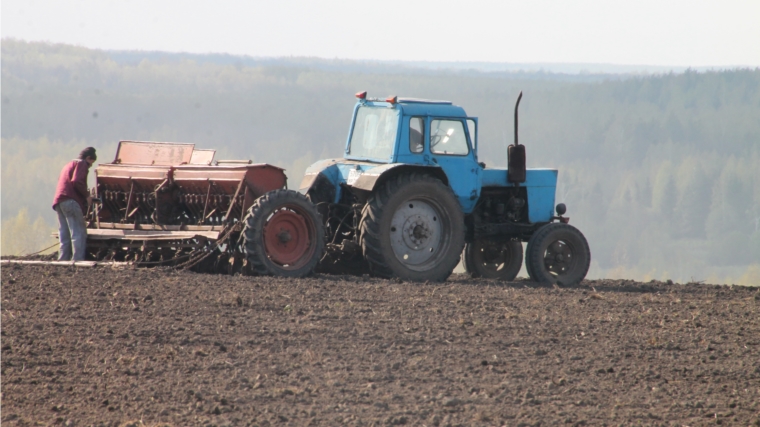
[299,172,320,193]
[299,159,342,204]
[349,164,448,192]
[299,160,449,203]
[299,158,341,193]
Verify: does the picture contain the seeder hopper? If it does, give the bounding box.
[85,141,324,276]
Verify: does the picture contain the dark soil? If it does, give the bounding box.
[2,265,759,426]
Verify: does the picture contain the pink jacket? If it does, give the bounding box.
[52,159,90,215]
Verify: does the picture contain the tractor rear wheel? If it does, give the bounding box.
[525,223,590,286]
[243,189,325,277]
[464,239,523,280]
[359,173,465,282]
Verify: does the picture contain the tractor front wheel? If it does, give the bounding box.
[360,173,464,282]
[243,189,325,277]
[526,223,590,286]
[464,239,523,280]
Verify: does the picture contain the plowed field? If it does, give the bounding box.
[2,264,759,426]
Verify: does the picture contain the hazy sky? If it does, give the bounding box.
[3,0,759,67]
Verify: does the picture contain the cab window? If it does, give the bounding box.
[348,106,399,160]
[467,119,477,150]
[409,117,424,153]
[430,119,469,155]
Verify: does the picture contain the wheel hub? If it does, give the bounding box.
[483,244,508,265]
[473,240,509,271]
[412,224,427,240]
[277,230,292,243]
[263,209,311,266]
[544,240,574,276]
[404,218,431,247]
[390,200,443,266]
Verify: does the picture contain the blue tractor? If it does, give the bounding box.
[300,92,590,284]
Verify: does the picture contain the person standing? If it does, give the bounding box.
[52,147,97,261]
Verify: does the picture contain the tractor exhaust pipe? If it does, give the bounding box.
[508,91,526,184]
[514,91,522,147]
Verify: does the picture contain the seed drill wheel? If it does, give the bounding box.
[525,223,590,286]
[464,239,523,280]
[243,189,325,277]
[360,173,465,282]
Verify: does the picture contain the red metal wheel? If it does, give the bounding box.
[262,207,312,267]
[243,189,325,277]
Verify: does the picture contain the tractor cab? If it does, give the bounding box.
[302,92,482,212]
[345,92,478,165]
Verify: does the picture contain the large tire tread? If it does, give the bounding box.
[464,239,523,280]
[525,223,590,286]
[243,189,325,278]
[359,173,464,282]
[525,230,541,281]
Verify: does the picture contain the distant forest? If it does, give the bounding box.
[2,40,759,285]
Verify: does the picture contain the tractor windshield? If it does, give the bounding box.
[348,106,399,161]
